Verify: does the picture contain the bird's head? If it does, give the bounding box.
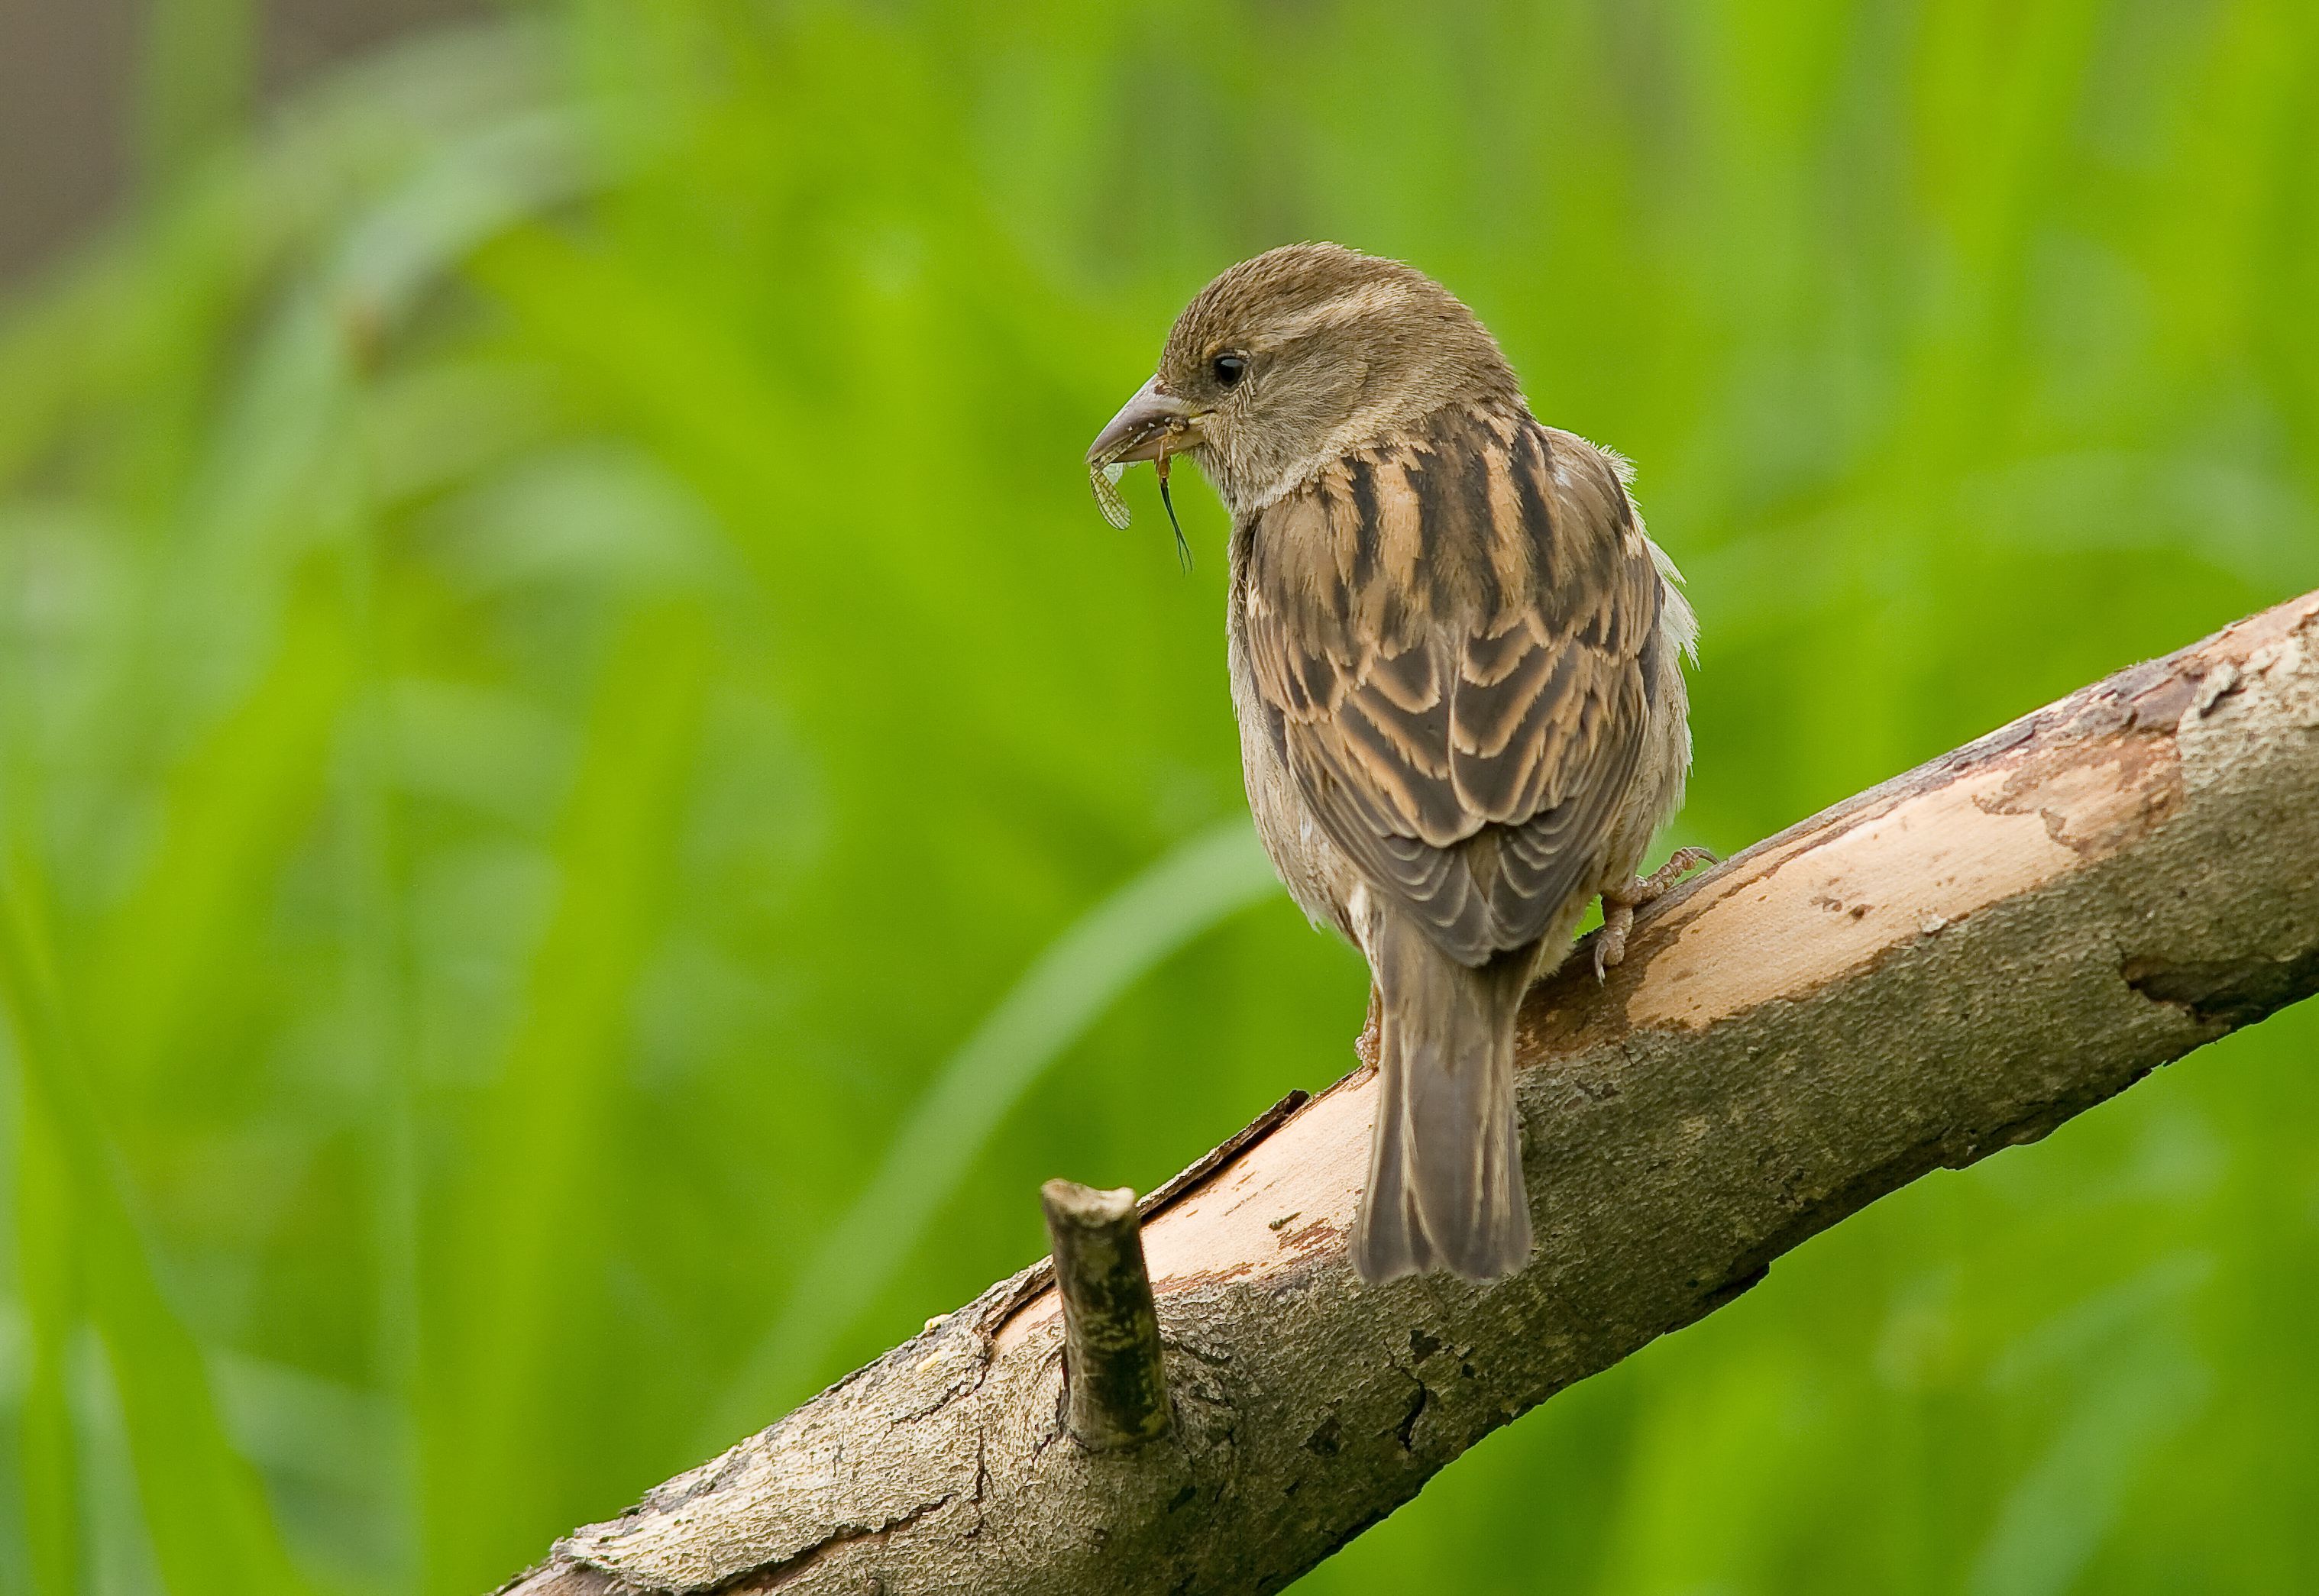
[1088,244,1521,525]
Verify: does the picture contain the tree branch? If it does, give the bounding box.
[502,589,2319,1596]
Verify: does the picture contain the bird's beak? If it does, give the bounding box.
[1086,376,1202,467]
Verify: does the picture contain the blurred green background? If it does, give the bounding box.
[0,1,2314,1592]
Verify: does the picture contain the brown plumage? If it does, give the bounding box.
[1089,244,1697,1283]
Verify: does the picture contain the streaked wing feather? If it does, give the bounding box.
[1244,407,1661,966]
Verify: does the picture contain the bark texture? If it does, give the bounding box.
[503,590,2319,1596]
[1040,1181,1172,1450]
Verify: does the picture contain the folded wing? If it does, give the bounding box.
[1240,408,1664,967]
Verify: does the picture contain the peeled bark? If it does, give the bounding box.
[503,589,2319,1596]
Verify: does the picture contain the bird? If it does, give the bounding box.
[1087,243,1703,1284]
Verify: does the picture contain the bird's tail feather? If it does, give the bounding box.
[1351,915,1535,1284]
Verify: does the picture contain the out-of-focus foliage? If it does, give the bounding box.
[0,1,2312,1592]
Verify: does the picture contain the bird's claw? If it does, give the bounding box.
[1592,901,1633,981]
[1592,846,1719,980]
[1638,845,1719,899]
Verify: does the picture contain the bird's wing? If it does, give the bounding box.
[1240,407,1665,966]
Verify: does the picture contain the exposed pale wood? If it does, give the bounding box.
[500,589,2319,1596]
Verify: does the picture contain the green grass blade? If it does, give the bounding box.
[90,583,355,1097]
[15,1068,84,1596]
[424,599,713,1594]
[0,844,312,1596]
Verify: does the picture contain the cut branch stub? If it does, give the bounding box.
[1040,1179,1173,1449]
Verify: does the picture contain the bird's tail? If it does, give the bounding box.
[1350,913,1535,1284]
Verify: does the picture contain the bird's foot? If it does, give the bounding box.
[1592,901,1634,981]
[1592,847,1720,980]
[1633,845,1721,901]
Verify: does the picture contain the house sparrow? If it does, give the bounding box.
[1088,244,1700,1283]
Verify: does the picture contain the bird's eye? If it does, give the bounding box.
[1211,352,1250,389]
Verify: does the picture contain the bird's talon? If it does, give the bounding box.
[1593,900,1635,978]
[1634,845,1718,903]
